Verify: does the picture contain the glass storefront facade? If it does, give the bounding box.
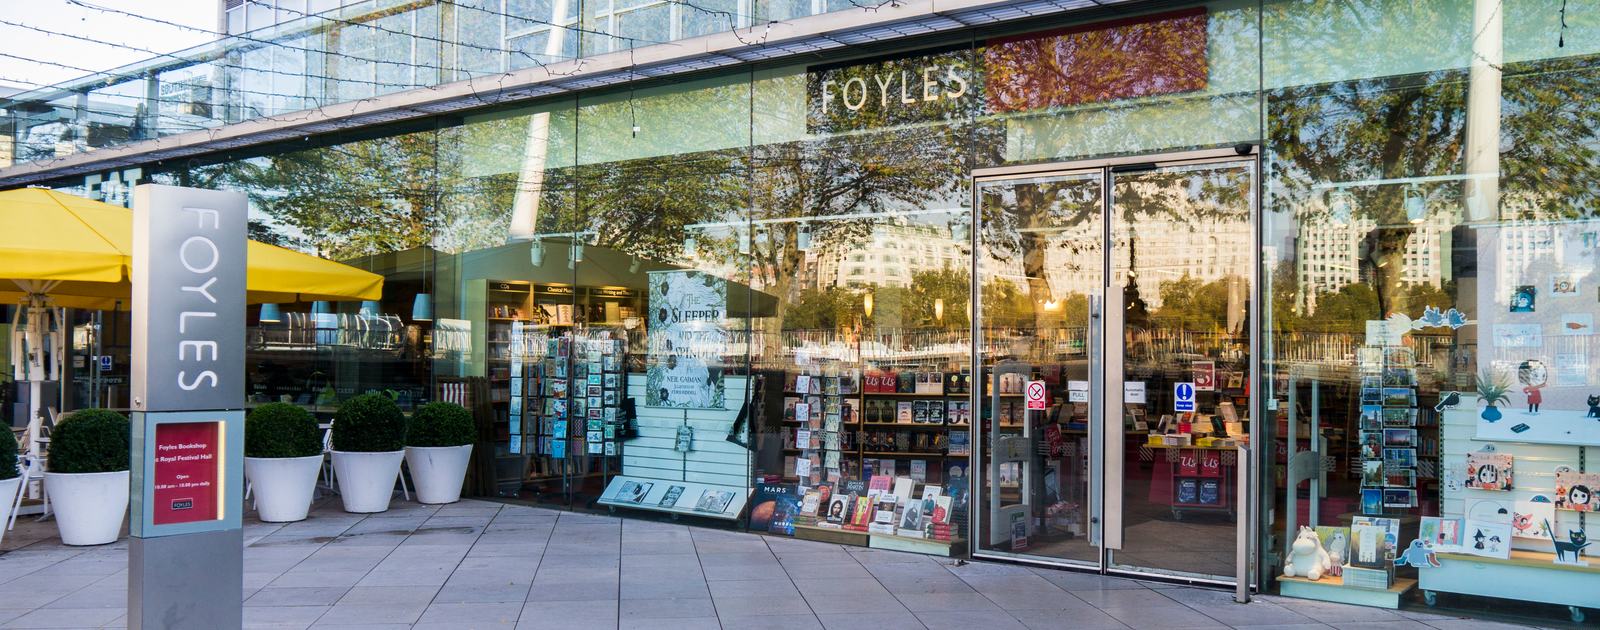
[15,0,1600,624]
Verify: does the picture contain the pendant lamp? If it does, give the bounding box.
[259,303,282,323]
[412,294,433,322]
[414,247,434,322]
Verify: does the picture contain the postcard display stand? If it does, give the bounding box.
[1278,328,1427,608]
[596,376,750,520]
[1418,396,1596,623]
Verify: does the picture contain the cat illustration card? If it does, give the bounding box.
[1465,452,1513,491]
[1554,470,1600,512]
[1551,528,1590,566]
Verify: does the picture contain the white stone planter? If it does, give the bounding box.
[44,470,129,546]
[330,450,403,513]
[0,476,20,536]
[245,455,323,522]
[405,444,473,505]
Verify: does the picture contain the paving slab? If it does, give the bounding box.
[0,496,1552,630]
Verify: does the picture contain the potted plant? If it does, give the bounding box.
[0,429,20,535]
[244,403,324,522]
[44,409,130,546]
[330,393,407,513]
[404,402,476,505]
[1477,369,1512,422]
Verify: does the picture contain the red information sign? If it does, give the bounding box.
[153,421,223,525]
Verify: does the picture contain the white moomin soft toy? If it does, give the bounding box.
[1284,526,1332,580]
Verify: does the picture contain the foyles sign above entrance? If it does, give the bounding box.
[131,184,247,413]
[807,48,977,134]
[806,8,1210,133]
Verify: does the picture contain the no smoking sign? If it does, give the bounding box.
[1025,380,1048,410]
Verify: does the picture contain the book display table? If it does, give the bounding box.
[1145,444,1236,520]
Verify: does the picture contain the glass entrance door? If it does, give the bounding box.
[974,154,1255,583]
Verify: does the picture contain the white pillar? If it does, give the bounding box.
[508,0,574,242]
[1464,0,1502,222]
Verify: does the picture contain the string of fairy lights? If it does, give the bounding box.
[0,0,891,169]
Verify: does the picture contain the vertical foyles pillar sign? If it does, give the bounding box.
[128,184,248,630]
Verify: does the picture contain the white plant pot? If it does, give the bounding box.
[245,455,324,522]
[330,450,403,513]
[44,471,129,546]
[405,444,473,505]
[0,476,20,535]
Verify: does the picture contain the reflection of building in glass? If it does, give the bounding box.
[1295,212,1454,312]
[1491,220,1561,298]
[808,222,999,289]
[1113,217,1251,311]
[1297,217,1369,310]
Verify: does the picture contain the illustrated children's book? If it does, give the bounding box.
[1315,526,1349,576]
[1512,497,1556,539]
[1349,516,1399,569]
[1554,470,1599,512]
[1465,452,1513,491]
[1462,519,1512,559]
[1418,516,1461,552]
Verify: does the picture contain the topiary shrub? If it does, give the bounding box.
[245,403,323,459]
[406,402,476,448]
[48,409,130,474]
[331,393,406,452]
[1,429,18,481]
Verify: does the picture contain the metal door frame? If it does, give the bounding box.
[968,147,1259,594]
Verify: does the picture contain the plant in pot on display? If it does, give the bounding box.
[404,402,476,504]
[1477,369,1512,422]
[44,409,130,545]
[0,430,20,536]
[244,403,324,522]
[330,393,407,513]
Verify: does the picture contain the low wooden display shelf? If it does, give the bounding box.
[1276,574,1416,609]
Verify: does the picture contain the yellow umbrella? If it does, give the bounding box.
[2,188,385,441]
[0,188,384,309]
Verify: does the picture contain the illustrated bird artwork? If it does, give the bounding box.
[1434,391,1461,412]
[1418,306,1447,328]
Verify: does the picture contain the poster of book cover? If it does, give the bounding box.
[645,270,727,409]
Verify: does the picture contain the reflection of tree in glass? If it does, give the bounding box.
[748,124,973,326]
[214,131,444,259]
[979,174,1100,332]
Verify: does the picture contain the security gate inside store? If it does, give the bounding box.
[970,150,1257,586]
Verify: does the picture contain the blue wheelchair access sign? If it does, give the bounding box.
[1174,382,1196,412]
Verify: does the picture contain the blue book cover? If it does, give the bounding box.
[1176,478,1199,504]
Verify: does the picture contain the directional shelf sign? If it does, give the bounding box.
[1026,380,1049,410]
[1174,382,1197,412]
